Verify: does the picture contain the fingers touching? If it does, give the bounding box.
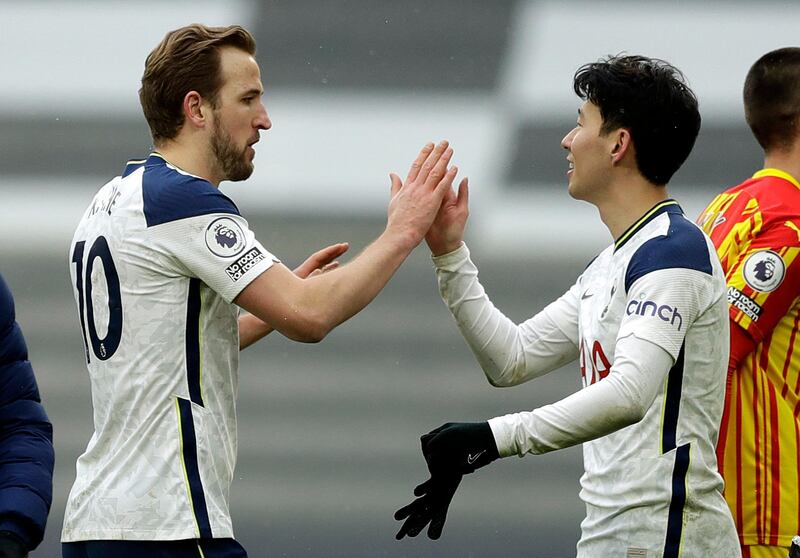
[396,140,457,192]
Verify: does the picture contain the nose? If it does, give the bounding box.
[561,127,576,150]
[255,102,272,131]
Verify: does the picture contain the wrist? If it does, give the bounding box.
[428,240,463,257]
[487,417,516,458]
[381,226,420,255]
[431,243,470,271]
[429,241,465,259]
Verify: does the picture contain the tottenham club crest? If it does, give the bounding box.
[205,217,246,258]
[742,250,786,292]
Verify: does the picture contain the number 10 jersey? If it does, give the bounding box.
[63,153,275,542]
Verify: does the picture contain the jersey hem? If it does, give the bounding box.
[61,527,234,542]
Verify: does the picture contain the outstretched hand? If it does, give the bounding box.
[386,141,459,250]
[293,242,349,278]
[425,176,469,256]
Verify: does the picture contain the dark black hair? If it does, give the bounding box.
[744,47,800,152]
[573,54,701,185]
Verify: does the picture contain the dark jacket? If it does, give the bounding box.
[0,274,54,550]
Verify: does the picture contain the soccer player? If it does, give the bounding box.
[697,47,800,558]
[395,55,741,556]
[0,274,54,558]
[62,24,457,558]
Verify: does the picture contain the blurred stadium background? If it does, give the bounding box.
[2,1,798,556]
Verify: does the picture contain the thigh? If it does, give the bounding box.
[742,544,790,558]
[63,539,247,558]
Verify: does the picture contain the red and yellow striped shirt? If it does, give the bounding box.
[698,168,800,547]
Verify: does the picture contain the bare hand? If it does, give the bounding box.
[425,177,469,256]
[387,141,459,249]
[293,242,349,278]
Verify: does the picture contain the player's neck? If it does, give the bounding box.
[154,140,222,187]
[763,147,800,185]
[596,178,669,242]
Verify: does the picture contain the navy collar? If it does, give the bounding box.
[614,199,682,252]
[121,152,193,178]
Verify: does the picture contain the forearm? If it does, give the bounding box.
[238,313,273,350]
[489,336,672,456]
[238,229,416,343]
[434,244,577,386]
[302,229,414,333]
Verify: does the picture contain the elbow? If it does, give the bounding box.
[618,398,648,427]
[482,362,522,388]
[486,374,515,388]
[295,326,328,344]
[628,403,648,425]
[282,310,333,344]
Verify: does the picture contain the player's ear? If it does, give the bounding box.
[182,91,208,130]
[609,128,632,165]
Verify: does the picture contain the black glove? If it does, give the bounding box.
[421,422,500,476]
[0,531,27,558]
[394,474,462,540]
[395,421,500,540]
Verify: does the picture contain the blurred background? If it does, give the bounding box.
[1,1,797,556]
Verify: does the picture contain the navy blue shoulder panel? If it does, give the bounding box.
[121,158,147,178]
[141,154,240,227]
[624,212,713,293]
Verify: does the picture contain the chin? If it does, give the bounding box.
[567,180,582,200]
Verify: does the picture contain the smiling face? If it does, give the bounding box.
[207,46,271,182]
[560,101,617,203]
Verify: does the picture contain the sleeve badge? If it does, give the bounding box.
[742,249,786,292]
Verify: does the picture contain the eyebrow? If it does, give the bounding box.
[242,87,263,98]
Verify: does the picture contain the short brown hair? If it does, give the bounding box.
[139,24,256,144]
[744,47,800,152]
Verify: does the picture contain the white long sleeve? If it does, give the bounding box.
[487,334,674,456]
[433,243,580,386]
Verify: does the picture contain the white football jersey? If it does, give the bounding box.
[434,200,740,557]
[62,153,275,542]
[568,201,737,557]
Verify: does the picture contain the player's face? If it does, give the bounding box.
[561,101,614,202]
[209,47,271,182]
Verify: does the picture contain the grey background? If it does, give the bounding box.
[1,1,795,556]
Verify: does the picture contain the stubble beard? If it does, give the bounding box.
[211,117,254,182]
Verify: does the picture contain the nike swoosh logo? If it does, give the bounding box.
[581,292,593,300]
[467,450,486,465]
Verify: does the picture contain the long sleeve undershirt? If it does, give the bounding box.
[433,243,675,457]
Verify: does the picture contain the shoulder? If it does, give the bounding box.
[726,174,800,244]
[0,274,14,333]
[0,274,27,367]
[625,213,712,292]
[729,172,800,212]
[139,154,240,227]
